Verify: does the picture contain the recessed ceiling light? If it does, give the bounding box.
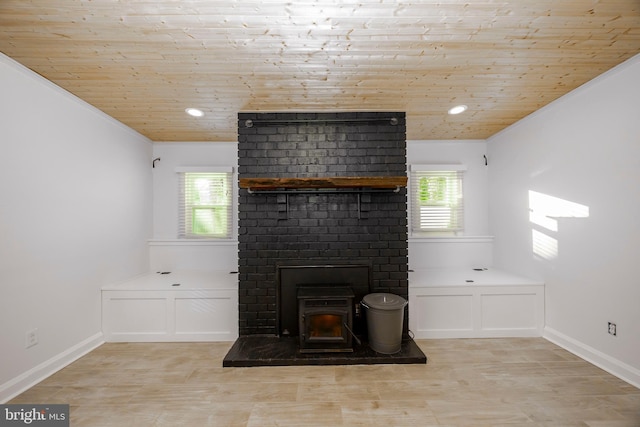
[185,108,204,117]
[448,105,468,115]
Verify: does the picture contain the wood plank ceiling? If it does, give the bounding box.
[1,0,639,142]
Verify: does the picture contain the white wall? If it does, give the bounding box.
[407,140,492,269]
[0,54,153,401]
[150,143,238,272]
[487,54,640,386]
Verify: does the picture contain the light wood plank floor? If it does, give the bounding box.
[9,338,640,426]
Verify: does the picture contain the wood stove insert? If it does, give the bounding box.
[297,287,355,353]
[277,264,371,339]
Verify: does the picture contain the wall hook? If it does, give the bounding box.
[483,155,488,166]
[153,157,161,168]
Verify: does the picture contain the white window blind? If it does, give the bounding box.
[410,165,465,233]
[177,168,233,239]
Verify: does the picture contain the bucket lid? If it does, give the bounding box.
[362,293,407,310]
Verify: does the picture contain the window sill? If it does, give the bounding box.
[408,235,494,243]
[148,239,238,246]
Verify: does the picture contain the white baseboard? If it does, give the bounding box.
[543,327,640,389]
[0,332,105,403]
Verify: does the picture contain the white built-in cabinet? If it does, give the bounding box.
[409,269,544,338]
[101,271,238,342]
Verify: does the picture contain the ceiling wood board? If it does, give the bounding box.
[1,0,639,142]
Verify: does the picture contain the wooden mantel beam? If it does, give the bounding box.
[239,176,407,190]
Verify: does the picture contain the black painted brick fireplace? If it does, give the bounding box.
[237,111,409,338]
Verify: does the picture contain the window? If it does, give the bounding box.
[410,165,465,233]
[178,168,233,239]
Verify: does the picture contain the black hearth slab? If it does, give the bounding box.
[222,336,427,367]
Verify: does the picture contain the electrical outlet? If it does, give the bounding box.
[25,328,38,348]
[608,322,617,336]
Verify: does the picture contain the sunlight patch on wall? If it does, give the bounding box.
[529,191,590,231]
[529,191,590,260]
[532,229,558,260]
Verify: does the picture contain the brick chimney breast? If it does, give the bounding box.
[237,112,408,336]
